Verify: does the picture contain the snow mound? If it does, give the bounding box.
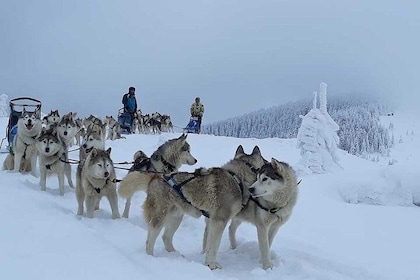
[338,165,417,206]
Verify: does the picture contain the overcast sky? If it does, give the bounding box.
[1,0,419,126]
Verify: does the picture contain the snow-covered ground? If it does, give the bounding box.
[0,112,419,280]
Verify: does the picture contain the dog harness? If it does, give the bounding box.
[130,155,176,174]
[45,152,65,170]
[163,174,210,218]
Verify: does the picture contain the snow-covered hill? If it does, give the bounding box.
[0,112,419,280]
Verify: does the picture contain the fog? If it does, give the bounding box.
[1,0,419,125]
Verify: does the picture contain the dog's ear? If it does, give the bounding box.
[91,148,98,157]
[178,133,187,141]
[71,112,77,119]
[106,147,112,156]
[234,145,245,158]
[252,146,261,155]
[271,158,284,173]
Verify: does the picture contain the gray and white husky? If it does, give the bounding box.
[118,133,198,218]
[79,124,105,163]
[118,145,266,269]
[56,111,78,188]
[2,110,42,176]
[36,127,67,195]
[57,112,78,147]
[76,148,120,219]
[42,110,61,129]
[229,159,299,269]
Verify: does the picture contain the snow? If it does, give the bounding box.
[0,111,419,280]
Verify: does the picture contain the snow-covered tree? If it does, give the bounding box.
[0,94,8,117]
[295,83,340,174]
[203,91,393,157]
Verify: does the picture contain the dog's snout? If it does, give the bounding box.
[249,187,255,194]
[27,119,32,125]
[45,147,50,153]
[64,131,68,136]
[82,144,87,148]
[104,171,110,177]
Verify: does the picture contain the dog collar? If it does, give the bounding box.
[250,196,281,214]
[160,156,176,173]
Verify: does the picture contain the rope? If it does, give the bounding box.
[60,158,80,164]
[113,166,131,171]
[113,161,135,165]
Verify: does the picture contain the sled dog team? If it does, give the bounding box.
[2,109,299,270]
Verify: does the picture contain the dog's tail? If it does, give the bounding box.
[118,171,158,198]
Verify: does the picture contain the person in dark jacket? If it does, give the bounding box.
[122,87,137,114]
[121,86,138,133]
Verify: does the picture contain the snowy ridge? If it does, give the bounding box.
[0,114,419,280]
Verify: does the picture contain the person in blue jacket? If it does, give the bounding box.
[121,86,138,132]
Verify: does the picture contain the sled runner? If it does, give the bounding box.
[184,116,200,134]
[0,97,42,153]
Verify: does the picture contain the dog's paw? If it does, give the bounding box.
[112,214,121,219]
[206,261,223,270]
[262,261,274,270]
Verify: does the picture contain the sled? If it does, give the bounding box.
[0,97,42,154]
[117,108,133,134]
[184,116,201,134]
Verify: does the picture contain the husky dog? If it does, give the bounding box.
[161,114,174,133]
[74,117,85,146]
[57,112,78,147]
[3,110,43,175]
[78,124,105,164]
[56,112,79,188]
[42,110,61,128]
[148,112,162,134]
[118,145,266,269]
[104,115,124,140]
[229,159,299,269]
[83,114,106,141]
[36,127,67,195]
[119,133,197,218]
[76,148,120,219]
[75,124,106,216]
[131,116,140,134]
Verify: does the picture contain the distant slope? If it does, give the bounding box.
[203,96,392,156]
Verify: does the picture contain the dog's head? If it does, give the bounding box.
[19,109,42,132]
[82,127,104,151]
[153,133,197,169]
[249,158,297,200]
[57,112,78,138]
[36,127,62,156]
[47,110,61,124]
[88,148,114,179]
[234,145,268,171]
[173,133,197,166]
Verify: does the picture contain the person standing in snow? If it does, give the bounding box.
[121,86,138,133]
[190,97,204,133]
